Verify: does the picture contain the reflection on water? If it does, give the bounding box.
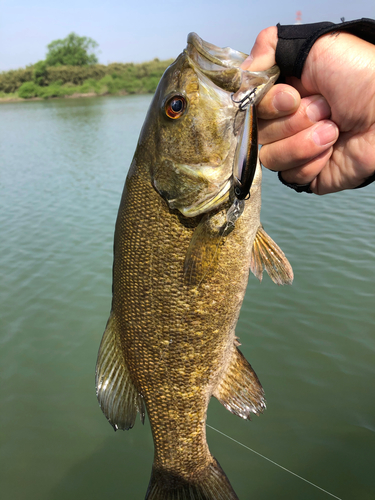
[1,95,374,500]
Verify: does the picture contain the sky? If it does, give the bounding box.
[0,0,374,71]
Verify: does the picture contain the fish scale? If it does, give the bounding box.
[118,172,252,482]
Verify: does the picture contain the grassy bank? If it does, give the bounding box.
[0,58,174,101]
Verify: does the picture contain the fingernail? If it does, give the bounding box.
[312,122,337,146]
[273,91,297,112]
[306,97,331,122]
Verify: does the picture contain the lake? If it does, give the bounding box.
[1,94,374,500]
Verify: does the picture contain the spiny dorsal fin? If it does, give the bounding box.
[95,313,145,430]
[251,225,294,285]
[146,458,239,500]
[213,347,265,419]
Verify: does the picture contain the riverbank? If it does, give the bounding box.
[0,58,173,102]
[0,90,128,104]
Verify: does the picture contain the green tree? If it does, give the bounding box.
[45,33,99,66]
[33,60,48,85]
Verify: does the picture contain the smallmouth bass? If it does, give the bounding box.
[96,33,293,500]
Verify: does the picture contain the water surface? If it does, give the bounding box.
[1,95,374,500]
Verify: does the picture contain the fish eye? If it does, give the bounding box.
[165,95,187,119]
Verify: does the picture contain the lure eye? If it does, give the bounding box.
[165,95,186,119]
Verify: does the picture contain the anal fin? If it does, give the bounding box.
[251,225,294,285]
[95,313,145,430]
[213,347,265,419]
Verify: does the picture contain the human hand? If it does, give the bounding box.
[241,26,375,194]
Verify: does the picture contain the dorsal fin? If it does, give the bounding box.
[95,313,145,430]
[251,225,293,285]
[213,346,265,419]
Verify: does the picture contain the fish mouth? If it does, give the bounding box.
[185,33,247,93]
[186,32,247,69]
[186,32,279,101]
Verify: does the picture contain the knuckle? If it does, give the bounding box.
[282,116,299,137]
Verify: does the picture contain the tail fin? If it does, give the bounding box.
[145,458,239,500]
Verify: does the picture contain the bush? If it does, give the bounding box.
[0,90,18,100]
[37,82,65,99]
[122,78,143,94]
[42,64,106,86]
[96,75,114,94]
[0,58,174,99]
[0,68,33,93]
[79,78,101,94]
[143,76,161,93]
[17,81,40,98]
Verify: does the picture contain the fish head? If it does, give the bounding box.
[138,33,279,217]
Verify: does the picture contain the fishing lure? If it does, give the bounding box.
[232,94,258,201]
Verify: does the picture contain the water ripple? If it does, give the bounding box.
[1,95,374,500]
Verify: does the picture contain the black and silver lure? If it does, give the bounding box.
[226,65,279,227]
[232,95,258,201]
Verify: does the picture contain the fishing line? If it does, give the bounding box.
[207,424,342,500]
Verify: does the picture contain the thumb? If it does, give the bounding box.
[240,26,278,71]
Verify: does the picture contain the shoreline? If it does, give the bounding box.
[0,58,173,104]
[0,90,134,104]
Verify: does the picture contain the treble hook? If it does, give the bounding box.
[231,88,257,111]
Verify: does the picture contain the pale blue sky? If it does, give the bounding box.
[1,0,374,71]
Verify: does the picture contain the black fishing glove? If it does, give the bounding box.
[274,18,375,191]
[275,18,375,79]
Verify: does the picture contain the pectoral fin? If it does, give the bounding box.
[95,313,145,430]
[184,210,232,286]
[213,347,265,419]
[251,225,294,285]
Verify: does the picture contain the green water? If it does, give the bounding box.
[1,95,374,500]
